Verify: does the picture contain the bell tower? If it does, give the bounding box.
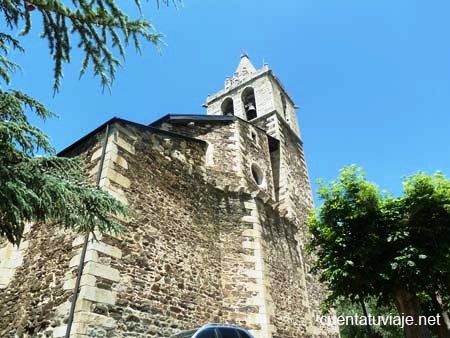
[204,54,312,221]
[203,55,320,336]
[205,54,301,138]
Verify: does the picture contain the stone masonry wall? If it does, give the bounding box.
[0,223,74,337]
[157,120,242,182]
[255,201,311,338]
[252,112,338,337]
[237,122,275,200]
[0,129,109,338]
[154,117,336,337]
[268,77,300,137]
[0,118,337,338]
[95,121,275,338]
[156,119,276,201]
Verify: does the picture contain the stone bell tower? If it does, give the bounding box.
[204,54,312,220]
[205,54,301,137]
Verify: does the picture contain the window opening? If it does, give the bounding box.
[242,87,257,120]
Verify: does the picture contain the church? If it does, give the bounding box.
[0,56,339,338]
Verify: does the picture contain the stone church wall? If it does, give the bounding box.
[156,120,243,183]
[252,112,330,334]
[154,118,276,201]
[0,119,337,338]
[103,124,229,337]
[256,202,311,338]
[0,223,74,337]
[237,122,275,200]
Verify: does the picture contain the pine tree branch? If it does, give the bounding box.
[0,0,176,245]
[0,89,128,245]
[0,0,177,91]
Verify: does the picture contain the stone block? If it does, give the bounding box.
[242,241,255,250]
[0,272,15,287]
[57,323,88,337]
[91,142,119,163]
[72,234,103,248]
[83,261,120,282]
[53,325,68,337]
[114,136,135,154]
[73,312,116,328]
[98,177,111,189]
[74,299,94,312]
[111,154,128,169]
[245,282,265,293]
[78,286,116,305]
[69,250,98,268]
[102,168,131,189]
[241,215,259,223]
[241,255,257,263]
[63,274,97,290]
[242,229,260,237]
[90,146,104,162]
[102,188,128,205]
[247,313,270,326]
[113,124,138,141]
[0,245,19,261]
[244,201,257,210]
[171,150,186,162]
[244,269,264,279]
[87,241,122,259]
[246,295,266,307]
[0,256,22,269]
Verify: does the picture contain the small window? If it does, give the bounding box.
[250,130,257,142]
[195,328,217,338]
[217,328,240,338]
[251,163,264,186]
[237,330,252,338]
[221,98,234,116]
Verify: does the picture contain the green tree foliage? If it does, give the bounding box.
[307,166,450,338]
[337,298,403,338]
[1,0,176,91]
[1,0,177,245]
[0,90,128,244]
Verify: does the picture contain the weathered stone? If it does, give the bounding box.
[83,262,120,282]
[78,286,116,305]
[0,58,339,338]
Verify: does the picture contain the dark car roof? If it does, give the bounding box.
[169,324,254,338]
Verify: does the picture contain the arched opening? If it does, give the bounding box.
[221,98,234,116]
[251,163,264,186]
[242,87,257,121]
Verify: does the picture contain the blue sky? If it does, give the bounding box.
[7,0,450,203]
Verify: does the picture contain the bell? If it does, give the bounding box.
[246,103,256,112]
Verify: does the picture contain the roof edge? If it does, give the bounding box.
[58,117,206,156]
[150,114,279,144]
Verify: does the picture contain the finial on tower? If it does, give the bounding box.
[235,52,256,79]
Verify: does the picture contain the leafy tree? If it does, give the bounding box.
[1,0,177,245]
[307,166,450,338]
[337,297,403,338]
